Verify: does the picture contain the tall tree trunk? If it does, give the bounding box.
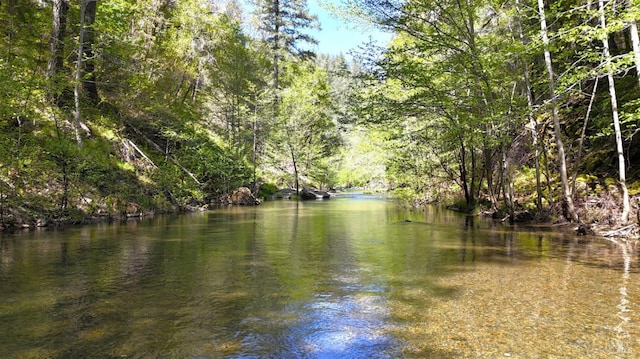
[503,150,515,223]
[484,145,497,210]
[537,0,579,222]
[460,140,471,207]
[81,0,99,101]
[73,0,88,148]
[272,0,280,113]
[462,0,497,211]
[600,0,631,222]
[288,141,299,195]
[471,146,479,207]
[631,24,640,87]
[627,0,640,88]
[47,0,69,104]
[72,0,99,148]
[253,96,258,186]
[571,78,599,196]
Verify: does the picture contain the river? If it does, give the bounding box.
[0,194,638,358]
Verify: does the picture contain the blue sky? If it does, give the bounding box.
[307,0,392,57]
[239,0,392,58]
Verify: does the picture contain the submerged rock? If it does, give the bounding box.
[575,224,595,236]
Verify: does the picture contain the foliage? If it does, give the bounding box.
[2,0,639,228]
[269,61,340,190]
[252,0,320,61]
[336,0,640,222]
[257,182,279,198]
[335,128,387,189]
[0,0,353,227]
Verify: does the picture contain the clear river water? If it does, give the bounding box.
[1,194,639,358]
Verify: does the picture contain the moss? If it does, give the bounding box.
[116,162,136,172]
[576,173,598,185]
[258,182,278,198]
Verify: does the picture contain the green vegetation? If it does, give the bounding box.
[1,0,639,229]
[340,0,640,224]
[0,0,352,228]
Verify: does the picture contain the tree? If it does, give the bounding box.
[625,0,640,88]
[273,62,338,193]
[513,0,544,212]
[599,0,631,222]
[79,0,99,100]
[252,0,319,104]
[207,15,266,155]
[47,0,69,104]
[72,0,99,148]
[536,0,579,222]
[343,0,523,210]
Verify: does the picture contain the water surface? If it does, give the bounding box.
[1,195,638,357]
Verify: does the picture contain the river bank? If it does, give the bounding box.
[3,191,639,247]
[442,197,640,242]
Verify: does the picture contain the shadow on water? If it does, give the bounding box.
[0,197,639,358]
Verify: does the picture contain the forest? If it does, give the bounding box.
[0,0,639,231]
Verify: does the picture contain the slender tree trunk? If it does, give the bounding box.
[47,0,69,104]
[73,0,88,148]
[631,24,640,87]
[471,146,478,207]
[571,78,599,196]
[81,0,99,101]
[462,0,497,211]
[503,151,515,223]
[459,138,471,207]
[288,141,299,195]
[600,0,631,222]
[484,145,497,210]
[253,97,258,186]
[272,0,280,113]
[192,77,200,103]
[627,0,640,88]
[72,0,99,148]
[515,0,543,211]
[537,0,579,222]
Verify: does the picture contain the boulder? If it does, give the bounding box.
[126,201,142,217]
[300,187,331,200]
[225,187,260,206]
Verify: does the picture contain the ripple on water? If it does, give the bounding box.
[299,294,400,358]
[230,291,402,358]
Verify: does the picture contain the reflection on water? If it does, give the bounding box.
[612,241,633,356]
[0,195,638,358]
